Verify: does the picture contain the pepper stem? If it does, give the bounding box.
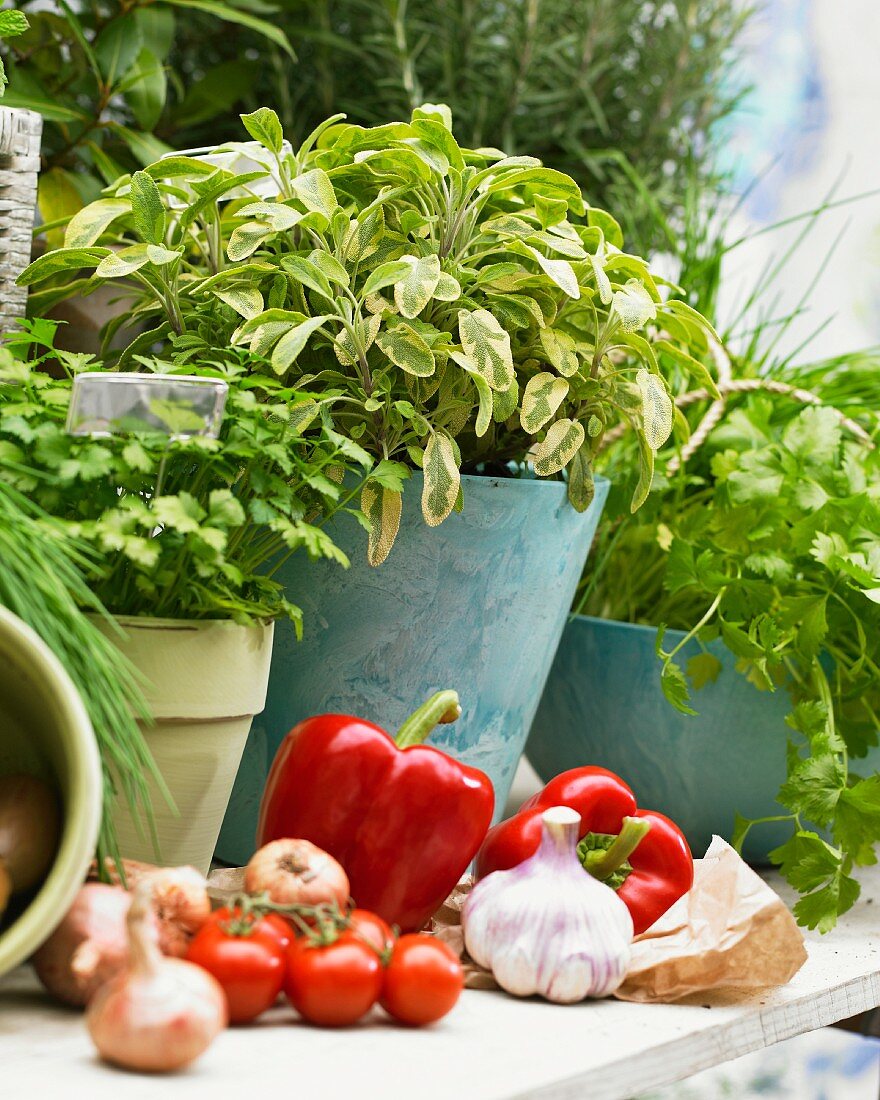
[582,816,651,879]
[394,690,462,748]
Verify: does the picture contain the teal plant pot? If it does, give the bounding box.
[216,473,609,864]
[527,615,880,863]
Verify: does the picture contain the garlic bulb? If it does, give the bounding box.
[462,805,633,1002]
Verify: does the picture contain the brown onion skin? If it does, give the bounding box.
[0,775,60,895]
[33,884,131,1006]
[244,838,350,908]
[148,867,211,957]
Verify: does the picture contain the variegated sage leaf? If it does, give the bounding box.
[271,316,331,375]
[394,254,441,318]
[291,168,338,218]
[493,378,519,423]
[334,314,380,365]
[213,287,264,320]
[362,261,412,299]
[589,251,612,304]
[485,293,543,330]
[636,368,673,450]
[539,328,579,376]
[567,441,595,512]
[344,206,385,264]
[362,482,402,566]
[364,290,399,315]
[287,399,320,434]
[433,271,462,301]
[527,247,580,299]
[527,230,586,259]
[65,198,130,248]
[376,320,435,377]
[457,308,514,391]
[130,171,165,246]
[631,432,655,512]
[241,107,284,153]
[612,280,657,332]
[533,418,585,476]
[228,222,275,261]
[281,256,334,300]
[520,372,569,433]
[310,250,350,288]
[422,432,460,527]
[237,201,302,231]
[96,243,178,278]
[449,352,492,437]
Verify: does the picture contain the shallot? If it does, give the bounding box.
[87,877,227,1073]
[33,867,211,1006]
[33,883,132,1006]
[245,838,350,909]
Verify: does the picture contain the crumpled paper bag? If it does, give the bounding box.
[430,836,808,1002]
[614,835,807,1001]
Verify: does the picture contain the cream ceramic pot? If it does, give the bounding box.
[93,617,274,873]
[0,607,102,977]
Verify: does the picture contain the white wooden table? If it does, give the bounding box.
[1,866,878,1100]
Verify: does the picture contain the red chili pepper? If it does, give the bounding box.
[475,767,693,934]
[258,691,494,933]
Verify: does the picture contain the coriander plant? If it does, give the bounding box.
[0,322,385,631]
[20,105,716,563]
[579,181,880,930]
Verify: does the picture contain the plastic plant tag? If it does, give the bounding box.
[159,140,293,207]
[66,372,228,440]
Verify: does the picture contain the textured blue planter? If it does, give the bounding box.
[527,615,880,863]
[216,473,610,864]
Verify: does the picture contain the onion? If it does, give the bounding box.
[148,866,211,957]
[33,884,132,1006]
[0,775,60,911]
[33,868,211,1006]
[245,838,350,909]
[87,879,227,1073]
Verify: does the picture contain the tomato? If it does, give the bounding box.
[284,936,383,1027]
[186,909,287,1024]
[204,906,293,951]
[380,934,463,1026]
[346,909,395,956]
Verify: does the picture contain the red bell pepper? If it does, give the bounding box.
[257,691,494,933]
[476,767,693,934]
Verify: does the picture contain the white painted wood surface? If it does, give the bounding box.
[2,865,878,1100]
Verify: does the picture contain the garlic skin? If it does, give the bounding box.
[462,805,633,1002]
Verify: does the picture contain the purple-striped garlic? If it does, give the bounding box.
[462,805,633,1002]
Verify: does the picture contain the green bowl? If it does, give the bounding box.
[0,607,102,977]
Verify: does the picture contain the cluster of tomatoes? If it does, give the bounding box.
[185,903,464,1028]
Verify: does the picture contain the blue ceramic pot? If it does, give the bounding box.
[216,473,609,864]
[527,615,880,863]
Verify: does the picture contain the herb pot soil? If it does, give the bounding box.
[0,606,102,977]
[217,473,609,864]
[92,616,274,874]
[527,616,880,863]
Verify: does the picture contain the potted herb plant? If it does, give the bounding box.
[18,105,715,861]
[528,199,880,932]
[0,324,378,872]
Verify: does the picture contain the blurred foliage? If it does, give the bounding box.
[0,1,292,232]
[167,0,751,256]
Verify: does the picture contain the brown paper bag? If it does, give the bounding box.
[614,835,807,1002]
